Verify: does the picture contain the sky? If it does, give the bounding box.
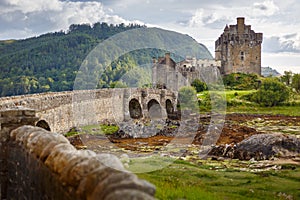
[0,0,300,74]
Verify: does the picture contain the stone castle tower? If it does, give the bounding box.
[215,17,263,75]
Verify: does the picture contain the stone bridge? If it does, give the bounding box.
[0,88,177,133]
[0,107,156,200]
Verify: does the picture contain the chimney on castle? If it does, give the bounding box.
[165,52,171,66]
[237,17,245,34]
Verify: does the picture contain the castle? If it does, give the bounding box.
[215,17,263,75]
[152,53,221,91]
[152,17,263,90]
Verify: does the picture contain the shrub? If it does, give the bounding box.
[251,78,290,107]
[178,86,198,110]
[223,73,261,90]
[292,73,300,93]
[191,79,207,92]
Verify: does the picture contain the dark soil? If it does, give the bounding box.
[68,113,300,154]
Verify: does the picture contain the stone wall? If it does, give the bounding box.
[0,108,156,199]
[215,17,263,75]
[0,89,176,133]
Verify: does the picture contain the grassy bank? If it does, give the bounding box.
[137,159,300,200]
[65,124,118,137]
[198,90,300,116]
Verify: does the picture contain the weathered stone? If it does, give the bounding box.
[215,17,262,75]
[89,172,134,199]
[60,155,106,187]
[40,141,67,162]
[76,166,114,199]
[104,189,155,200]
[209,133,300,160]
[96,153,125,171]
[23,110,36,116]
[1,88,177,133]
[10,125,36,140]
[44,143,76,174]
[90,172,155,199]
[236,133,300,159]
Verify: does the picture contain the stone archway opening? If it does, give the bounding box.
[166,99,174,119]
[36,120,51,131]
[129,98,143,119]
[147,99,162,119]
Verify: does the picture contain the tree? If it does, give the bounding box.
[109,81,127,88]
[281,71,293,86]
[292,73,300,92]
[223,73,260,90]
[178,86,198,110]
[252,78,290,106]
[191,79,207,92]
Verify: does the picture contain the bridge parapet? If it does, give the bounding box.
[0,88,178,133]
[0,107,156,199]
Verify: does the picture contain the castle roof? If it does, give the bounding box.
[224,25,229,31]
[157,54,176,68]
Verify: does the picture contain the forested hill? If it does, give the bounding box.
[0,22,212,97]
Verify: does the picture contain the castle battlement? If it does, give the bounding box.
[215,17,263,75]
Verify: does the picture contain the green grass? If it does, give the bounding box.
[227,105,300,116]
[99,124,119,134]
[65,124,119,137]
[198,90,300,116]
[137,160,300,200]
[224,90,256,101]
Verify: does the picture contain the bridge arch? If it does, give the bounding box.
[165,99,174,118]
[36,120,51,131]
[129,98,143,119]
[147,99,162,119]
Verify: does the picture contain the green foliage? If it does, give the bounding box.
[198,89,300,115]
[291,73,300,93]
[223,73,261,90]
[197,91,226,112]
[178,86,198,110]
[0,23,212,97]
[109,81,127,88]
[191,79,207,92]
[250,78,290,107]
[100,124,119,135]
[281,71,293,86]
[65,124,119,136]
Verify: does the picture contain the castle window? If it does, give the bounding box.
[241,51,244,61]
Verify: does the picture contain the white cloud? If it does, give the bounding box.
[263,33,300,53]
[0,0,143,39]
[0,0,63,14]
[262,52,300,73]
[253,0,279,16]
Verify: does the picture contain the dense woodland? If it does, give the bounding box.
[0,22,212,97]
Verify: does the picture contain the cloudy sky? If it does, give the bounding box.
[1,0,300,73]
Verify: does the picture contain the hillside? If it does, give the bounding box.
[261,66,281,77]
[0,23,212,97]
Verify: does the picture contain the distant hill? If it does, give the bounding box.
[261,67,281,77]
[0,23,212,97]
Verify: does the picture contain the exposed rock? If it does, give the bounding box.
[236,133,300,159]
[209,133,300,160]
[111,119,177,138]
[68,134,87,149]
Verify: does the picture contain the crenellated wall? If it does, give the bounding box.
[0,88,177,133]
[0,108,156,199]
